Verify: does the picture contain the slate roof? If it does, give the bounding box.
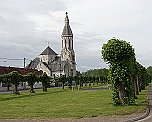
[48,56,59,71]
[27,55,64,72]
[62,12,73,36]
[27,58,40,69]
[40,46,58,55]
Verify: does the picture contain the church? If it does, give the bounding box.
[27,12,76,77]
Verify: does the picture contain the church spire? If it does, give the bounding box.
[62,12,73,36]
[61,12,76,76]
[65,12,69,23]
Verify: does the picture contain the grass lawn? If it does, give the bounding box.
[0,86,148,119]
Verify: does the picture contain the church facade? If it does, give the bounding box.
[27,12,76,77]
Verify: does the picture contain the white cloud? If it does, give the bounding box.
[0,0,152,71]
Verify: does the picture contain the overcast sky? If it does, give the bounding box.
[0,0,152,72]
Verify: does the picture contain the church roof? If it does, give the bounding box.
[62,12,73,36]
[26,57,40,69]
[40,46,58,55]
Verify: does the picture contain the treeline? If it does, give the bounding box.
[147,66,152,77]
[102,38,152,106]
[0,71,107,95]
[0,71,50,94]
[82,68,108,78]
[57,74,107,90]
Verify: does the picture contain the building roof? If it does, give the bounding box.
[40,46,58,55]
[26,57,40,69]
[62,12,73,36]
[0,66,42,75]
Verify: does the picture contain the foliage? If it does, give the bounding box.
[66,76,73,90]
[58,75,66,89]
[39,72,50,92]
[25,73,39,93]
[8,71,23,94]
[82,68,108,77]
[102,38,136,105]
[147,66,152,83]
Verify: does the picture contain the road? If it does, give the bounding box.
[137,86,152,122]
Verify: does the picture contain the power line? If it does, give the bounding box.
[0,57,32,67]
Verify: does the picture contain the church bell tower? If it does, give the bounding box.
[61,12,76,76]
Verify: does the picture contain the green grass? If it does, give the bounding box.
[0,87,148,119]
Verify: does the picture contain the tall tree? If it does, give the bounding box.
[67,76,73,90]
[2,74,11,91]
[40,73,50,92]
[25,73,38,93]
[131,61,140,98]
[58,75,66,89]
[8,71,22,94]
[102,38,135,106]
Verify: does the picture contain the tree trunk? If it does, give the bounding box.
[135,76,139,95]
[30,85,35,93]
[75,81,78,89]
[81,81,83,87]
[43,85,47,92]
[99,77,101,84]
[79,81,81,90]
[89,81,91,87]
[85,82,87,86]
[23,82,26,90]
[93,81,95,85]
[131,76,138,99]
[62,83,64,89]
[14,84,20,95]
[138,77,141,92]
[118,84,126,106]
[7,83,10,91]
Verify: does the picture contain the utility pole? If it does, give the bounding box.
[23,57,26,89]
[24,58,26,68]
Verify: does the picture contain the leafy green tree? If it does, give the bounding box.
[102,38,135,106]
[40,73,50,92]
[67,76,73,90]
[0,75,3,86]
[147,66,152,83]
[88,76,92,87]
[131,61,140,98]
[54,76,59,87]
[8,71,22,94]
[79,76,84,88]
[82,68,108,80]
[74,75,78,89]
[25,73,38,93]
[2,74,12,91]
[96,77,99,85]
[147,66,152,75]
[138,65,149,90]
[58,75,66,89]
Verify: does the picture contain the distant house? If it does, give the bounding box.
[27,12,76,77]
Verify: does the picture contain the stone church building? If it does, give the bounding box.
[27,12,76,77]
